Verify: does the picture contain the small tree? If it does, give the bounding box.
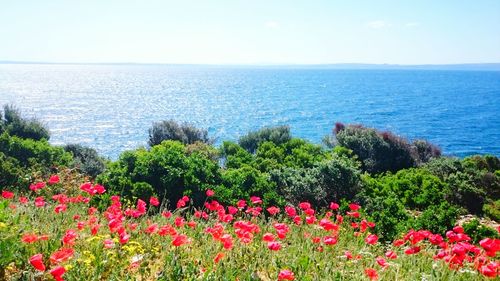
[238,125,291,153]
[148,120,210,147]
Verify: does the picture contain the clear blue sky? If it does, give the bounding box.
[1,0,499,64]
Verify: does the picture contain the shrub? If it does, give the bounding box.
[424,155,500,215]
[415,201,459,235]
[1,105,50,141]
[220,165,283,207]
[271,154,361,208]
[361,169,449,211]
[463,219,499,243]
[483,200,500,221]
[0,133,71,188]
[64,144,106,178]
[97,140,220,208]
[334,124,416,174]
[148,120,210,147]
[364,196,412,241]
[413,139,441,163]
[238,125,291,153]
[334,123,441,174]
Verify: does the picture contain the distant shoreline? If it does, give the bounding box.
[1,61,500,71]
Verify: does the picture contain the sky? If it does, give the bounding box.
[0,0,499,64]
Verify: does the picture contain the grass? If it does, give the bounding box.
[0,175,498,280]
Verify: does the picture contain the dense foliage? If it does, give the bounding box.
[63,144,107,178]
[1,107,499,254]
[148,120,211,147]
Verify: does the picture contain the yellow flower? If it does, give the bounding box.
[0,222,7,230]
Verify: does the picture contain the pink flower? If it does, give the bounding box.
[206,189,215,197]
[267,241,282,251]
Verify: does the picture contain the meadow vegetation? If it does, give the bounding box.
[1,105,499,280]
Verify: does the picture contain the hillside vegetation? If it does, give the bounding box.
[1,105,499,280]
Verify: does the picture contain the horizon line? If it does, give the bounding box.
[1,60,500,66]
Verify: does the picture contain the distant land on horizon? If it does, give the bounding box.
[1,61,500,71]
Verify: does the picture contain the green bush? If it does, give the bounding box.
[483,200,500,221]
[64,144,107,178]
[414,201,459,235]
[271,154,361,208]
[0,133,71,188]
[334,124,416,174]
[1,105,50,141]
[424,155,500,215]
[334,123,440,174]
[148,120,211,147]
[220,165,283,207]
[238,125,291,153]
[463,219,499,243]
[364,196,412,241]
[361,169,449,210]
[97,140,221,208]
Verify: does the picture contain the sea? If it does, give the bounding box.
[0,64,499,159]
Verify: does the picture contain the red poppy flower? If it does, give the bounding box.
[329,202,340,210]
[278,269,295,280]
[376,256,389,267]
[349,203,361,211]
[267,241,282,251]
[404,246,421,255]
[22,233,39,243]
[250,196,262,205]
[50,265,66,281]
[1,190,14,199]
[35,196,46,207]
[172,234,190,247]
[266,206,280,216]
[29,254,46,271]
[365,234,379,245]
[149,196,159,207]
[213,252,224,264]
[19,196,29,204]
[365,268,378,280]
[54,204,67,214]
[323,235,338,245]
[206,189,215,197]
[30,182,46,191]
[48,175,60,185]
[385,250,397,259]
[262,233,275,242]
[50,248,74,264]
[103,238,115,249]
[344,250,353,260]
[62,229,78,245]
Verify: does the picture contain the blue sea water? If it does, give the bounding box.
[0,64,499,159]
